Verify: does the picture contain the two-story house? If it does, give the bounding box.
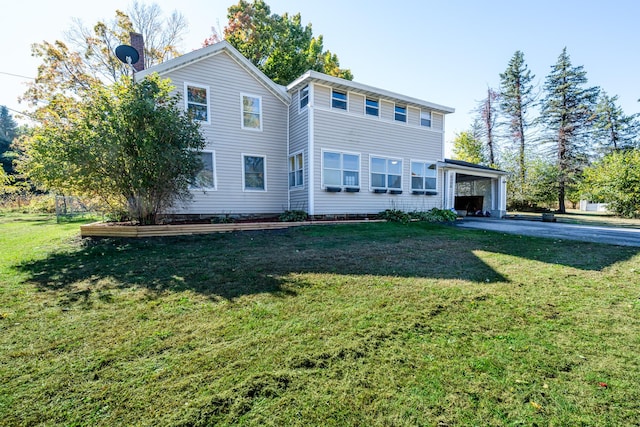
[137,41,507,218]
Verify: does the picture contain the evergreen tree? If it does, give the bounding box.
[593,92,639,153]
[476,88,499,166]
[0,106,18,174]
[540,48,599,213]
[499,51,535,199]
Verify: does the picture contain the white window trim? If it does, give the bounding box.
[321,149,361,189]
[298,85,309,114]
[289,151,305,190]
[421,110,432,127]
[369,154,403,192]
[394,103,407,123]
[184,82,210,125]
[242,153,267,192]
[365,97,380,118]
[191,150,217,191]
[331,89,348,111]
[410,159,438,191]
[240,93,263,131]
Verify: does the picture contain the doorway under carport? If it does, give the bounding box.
[440,159,508,218]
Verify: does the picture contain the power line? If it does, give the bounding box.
[0,71,35,80]
[2,106,37,121]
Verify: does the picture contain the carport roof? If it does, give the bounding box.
[441,159,507,174]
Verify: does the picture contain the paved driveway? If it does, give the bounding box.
[455,217,640,247]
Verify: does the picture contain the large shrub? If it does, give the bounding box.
[20,74,205,224]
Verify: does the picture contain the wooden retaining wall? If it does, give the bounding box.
[80,220,385,238]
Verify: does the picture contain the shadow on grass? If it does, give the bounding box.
[16,222,638,301]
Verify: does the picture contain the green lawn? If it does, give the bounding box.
[1,213,639,426]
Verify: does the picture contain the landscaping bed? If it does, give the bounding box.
[80,218,384,238]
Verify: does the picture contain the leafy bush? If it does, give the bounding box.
[380,208,456,224]
[378,209,412,224]
[211,215,236,224]
[410,208,457,222]
[279,210,308,222]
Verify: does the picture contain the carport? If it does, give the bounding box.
[440,159,508,218]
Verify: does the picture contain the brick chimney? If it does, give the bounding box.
[129,32,145,72]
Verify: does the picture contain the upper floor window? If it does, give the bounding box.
[421,110,432,127]
[332,89,347,110]
[411,161,437,191]
[185,83,209,123]
[365,98,379,117]
[299,85,309,110]
[323,151,360,188]
[192,151,216,190]
[289,152,304,188]
[241,94,262,130]
[395,105,407,122]
[371,157,402,190]
[243,155,266,191]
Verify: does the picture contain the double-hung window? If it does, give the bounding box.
[243,155,266,191]
[192,151,215,190]
[299,85,309,110]
[371,157,402,191]
[421,110,432,127]
[331,89,347,110]
[241,94,262,130]
[323,151,360,188]
[365,98,379,117]
[411,161,437,191]
[395,105,407,122]
[185,83,210,123]
[289,152,304,188]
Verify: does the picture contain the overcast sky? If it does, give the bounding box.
[1,0,638,152]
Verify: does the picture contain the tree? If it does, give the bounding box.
[499,51,535,199]
[220,0,352,85]
[19,74,205,224]
[593,92,639,153]
[451,130,486,164]
[0,167,8,192]
[581,149,640,217]
[22,2,186,107]
[0,106,18,174]
[540,48,599,213]
[475,88,499,167]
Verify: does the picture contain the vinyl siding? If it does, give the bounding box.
[164,51,289,215]
[381,100,395,122]
[315,84,331,108]
[311,107,444,215]
[288,90,309,211]
[432,112,444,130]
[349,93,365,115]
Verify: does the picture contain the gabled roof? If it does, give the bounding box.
[287,70,455,114]
[440,158,508,174]
[136,41,290,105]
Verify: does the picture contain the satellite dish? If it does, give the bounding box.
[115,45,140,66]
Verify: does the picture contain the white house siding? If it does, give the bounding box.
[288,90,309,211]
[314,84,331,108]
[408,107,420,127]
[432,112,444,131]
[381,100,395,122]
[165,51,289,215]
[311,107,444,215]
[349,93,365,115]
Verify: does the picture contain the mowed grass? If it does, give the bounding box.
[1,214,639,426]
